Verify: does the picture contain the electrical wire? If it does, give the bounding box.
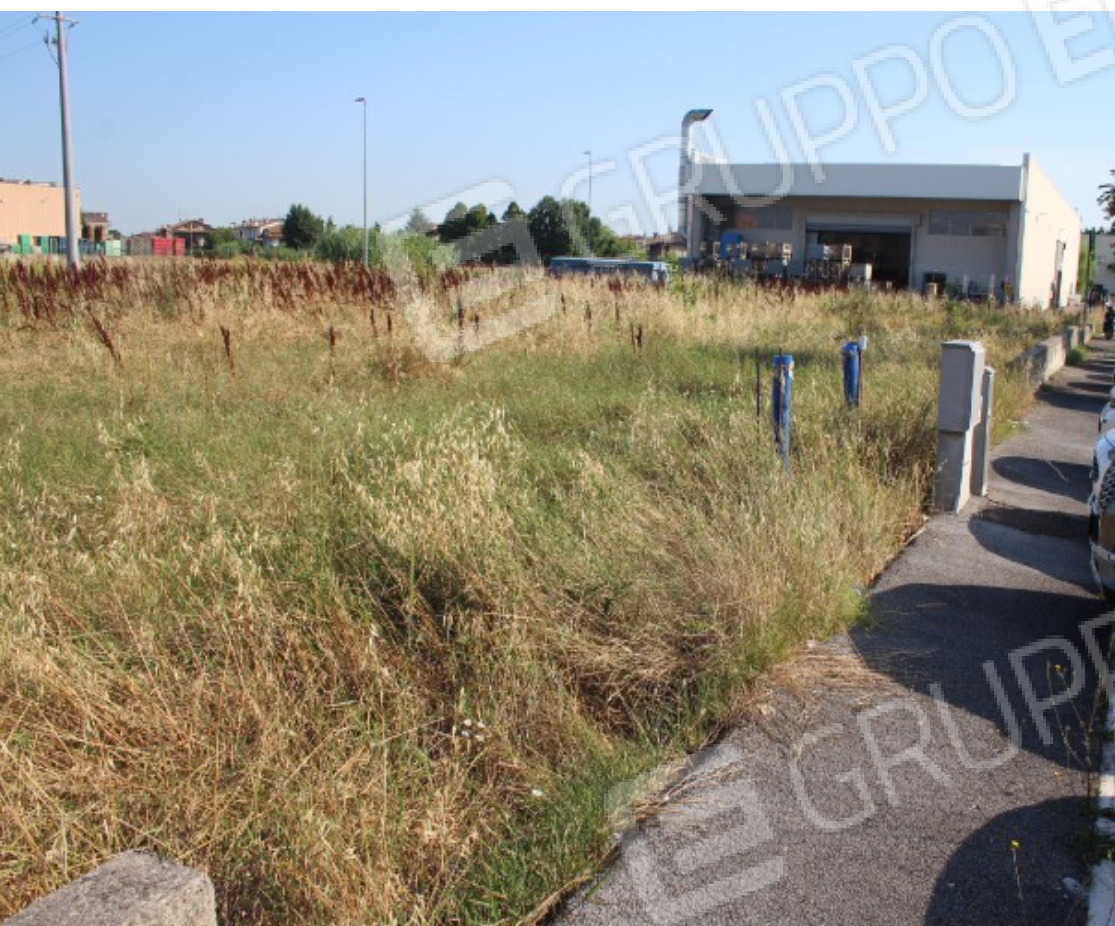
[0,15,33,44]
[0,37,42,66]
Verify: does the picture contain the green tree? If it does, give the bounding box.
[565,200,593,255]
[525,197,629,262]
[283,203,325,250]
[527,196,574,262]
[1101,169,1115,231]
[315,226,368,263]
[205,227,238,253]
[466,204,494,234]
[502,201,526,223]
[439,202,494,244]
[405,208,434,235]
[589,219,632,258]
[438,203,469,243]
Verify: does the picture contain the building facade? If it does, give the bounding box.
[234,218,285,248]
[684,154,1080,308]
[160,219,212,252]
[1090,234,1115,296]
[0,179,80,253]
[82,212,111,244]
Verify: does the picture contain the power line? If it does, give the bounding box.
[0,18,34,45]
[0,14,33,36]
[0,37,41,66]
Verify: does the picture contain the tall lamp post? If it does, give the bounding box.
[355,96,368,267]
[678,109,712,258]
[583,149,593,256]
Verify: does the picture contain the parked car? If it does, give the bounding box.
[548,257,672,285]
[1099,388,1115,434]
[1088,429,1115,548]
[1092,459,1115,601]
[1091,429,1115,493]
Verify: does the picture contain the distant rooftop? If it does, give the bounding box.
[163,219,211,232]
[0,178,60,187]
[693,161,1027,203]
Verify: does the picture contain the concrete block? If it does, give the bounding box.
[1008,328,1079,385]
[3,852,216,926]
[971,367,996,499]
[1045,334,1067,374]
[1010,343,1046,383]
[938,341,986,432]
[934,429,975,514]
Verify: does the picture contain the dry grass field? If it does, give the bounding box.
[0,260,1061,924]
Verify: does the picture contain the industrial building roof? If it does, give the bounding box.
[692,161,1025,203]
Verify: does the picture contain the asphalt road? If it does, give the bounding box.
[558,340,1113,926]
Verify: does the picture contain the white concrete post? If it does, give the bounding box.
[970,366,996,499]
[933,341,986,514]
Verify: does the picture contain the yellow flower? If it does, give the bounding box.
[1010,840,1021,851]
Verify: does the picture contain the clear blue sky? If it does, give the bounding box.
[1,11,1111,235]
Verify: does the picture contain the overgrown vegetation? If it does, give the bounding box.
[0,261,1060,925]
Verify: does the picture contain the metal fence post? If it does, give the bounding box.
[772,353,794,471]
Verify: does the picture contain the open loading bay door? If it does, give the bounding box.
[807,215,915,290]
[815,230,911,289]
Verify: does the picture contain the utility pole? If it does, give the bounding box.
[355,97,368,267]
[45,12,80,269]
[1086,229,1097,330]
[583,150,593,256]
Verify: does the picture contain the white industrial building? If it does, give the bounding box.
[1090,233,1115,296]
[682,154,1080,308]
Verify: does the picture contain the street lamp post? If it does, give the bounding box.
[583,149,593,256]
[355,96,368,267]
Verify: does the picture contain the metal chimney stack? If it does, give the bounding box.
[678,109,712,254]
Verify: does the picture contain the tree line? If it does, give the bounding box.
[431,196,633,264]
[210,197,636,268]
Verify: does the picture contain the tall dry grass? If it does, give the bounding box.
[0,261,1061,923]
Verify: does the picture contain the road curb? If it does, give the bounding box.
[1091,861,1115,926]
[1094,662,1115,925]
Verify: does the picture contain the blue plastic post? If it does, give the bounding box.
[842,342,861,409]
[772,354,794,471]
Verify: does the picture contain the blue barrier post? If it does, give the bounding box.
[772,353,794,471]
[842,341,862,408]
